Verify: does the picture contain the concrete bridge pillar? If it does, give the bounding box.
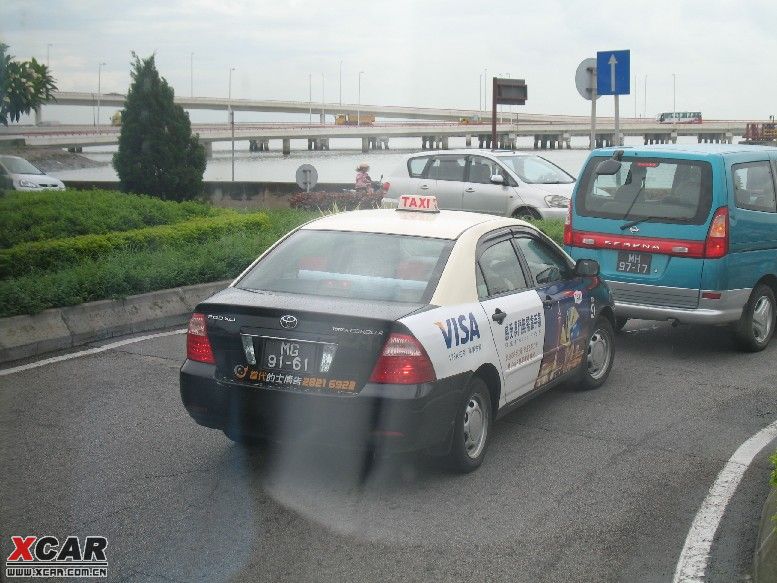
[563,132,572,149]
[362,137,370,153]
[465,135,472,147]
[671,131,678,144]
[282,138,291,156]
[202,142,213,158]
[67,146,84,153]
[441,136,449,150]
[249,139,258,152]
[726,132,733,144]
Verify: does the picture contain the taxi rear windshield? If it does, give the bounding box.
[577,157,713,224]
[235,230,453,303]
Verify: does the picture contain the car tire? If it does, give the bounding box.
[447,377,492,473]
[615,316,629,333]
[734,284,776,352]
[577,316,615,390]
[513,207,542,221]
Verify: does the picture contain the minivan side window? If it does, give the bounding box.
[408,157,429,178]
[733,161,777,213]
[477,239,528,299]
[426,156,467,182]
[468,156,504,185]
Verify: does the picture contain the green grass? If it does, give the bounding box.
[0,209,317,318]
[527,219,564,246]
[0,189,221,248]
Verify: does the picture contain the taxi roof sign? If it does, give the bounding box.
[397,195,439,213]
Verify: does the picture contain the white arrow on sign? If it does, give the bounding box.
[608,54,618,92]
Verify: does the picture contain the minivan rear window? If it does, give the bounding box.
[577,157,713,225]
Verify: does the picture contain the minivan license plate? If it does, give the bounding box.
[616,251,652,274]
[262,339,317,373]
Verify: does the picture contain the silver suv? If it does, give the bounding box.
[383,149,574,220]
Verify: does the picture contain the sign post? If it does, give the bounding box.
[596,50,630,146]
[491,78,527,149]
[575,57,599,149]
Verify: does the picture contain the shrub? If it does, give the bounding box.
[289,190,382,211]
[0,213,271,279]
[0,189,219,248]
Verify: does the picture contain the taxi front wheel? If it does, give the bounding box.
[447,377,492,473]
[578,317,615,390]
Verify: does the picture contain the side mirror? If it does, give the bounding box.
[490,174,504,185]
[574,258,600,277]
[595,159,622,175]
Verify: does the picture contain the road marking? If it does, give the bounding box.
[0,329,186,377]
[673,418,777,582]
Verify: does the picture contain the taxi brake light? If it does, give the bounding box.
[369,333,436,384]
[187,313,215,364]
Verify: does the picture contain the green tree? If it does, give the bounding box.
[0,43,57,126]
[113,53,205,200]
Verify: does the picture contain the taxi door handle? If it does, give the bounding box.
[543,295,555,309]
[465,187,475,193]
[420,184,429,190]
[492,308,507,324]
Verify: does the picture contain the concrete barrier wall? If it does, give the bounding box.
[63,181,353,209]
[0,280,230,364]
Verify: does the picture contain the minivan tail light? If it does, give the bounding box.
[704,207,728,259]
[369,333,436,384]
[187,313,215,364]
[563,203,573,245]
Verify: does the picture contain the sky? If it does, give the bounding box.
[2,0,777,124]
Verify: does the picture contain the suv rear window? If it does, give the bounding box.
[236,230,453,303]
[577,156,713,225]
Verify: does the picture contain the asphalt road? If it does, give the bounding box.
[2,320,776,583]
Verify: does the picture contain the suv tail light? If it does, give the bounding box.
[369,333,436,384]
[186,313,215,364]
[563,202,573,245]
[704,207,728,258]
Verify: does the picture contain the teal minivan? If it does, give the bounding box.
[565,144,777,351]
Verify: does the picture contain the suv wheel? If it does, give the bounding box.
[734,284,776,352]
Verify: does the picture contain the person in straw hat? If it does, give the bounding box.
[355,162,373,193]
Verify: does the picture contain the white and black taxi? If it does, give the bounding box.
[180,196,616,472]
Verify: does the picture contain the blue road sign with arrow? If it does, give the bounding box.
[596,50,630,95]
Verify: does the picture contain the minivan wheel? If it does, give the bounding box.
[578,316,615,390]
[447,377,492,473]
[734,284,776,352]
[513,207,541,221]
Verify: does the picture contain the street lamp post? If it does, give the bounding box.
[321,73,325,124]
[190,52,194,97]
[644,75,647,117]
[229,67,235,182]
[357,70,364,127]
[46,44,52,68]
[339,60,342,106]
[308,73,312,126]
[479,73,482,110]
[483,68,487,115]
[672,73,677,126]
[97,62,107,132]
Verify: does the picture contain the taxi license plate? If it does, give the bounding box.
[616,251,652,274]
[262,338,318,373]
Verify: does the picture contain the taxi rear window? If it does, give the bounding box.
[577,156,713,225]
[236,230,453,303]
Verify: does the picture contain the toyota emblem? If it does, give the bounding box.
[280,315,298,329]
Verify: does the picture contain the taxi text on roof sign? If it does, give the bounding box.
[397,195,439,213]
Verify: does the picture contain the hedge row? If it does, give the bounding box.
[0,213,273,279]
[289,190,383,211]
[0,189,219,248]
[0,211,317,318]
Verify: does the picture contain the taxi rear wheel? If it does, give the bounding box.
[578,316,615,390]
[734,284,776,352]
[447,377,492,473]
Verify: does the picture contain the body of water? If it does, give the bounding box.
[50,135,715,185]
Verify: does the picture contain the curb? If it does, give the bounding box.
[0,280,230,364]
[754,487,777,583]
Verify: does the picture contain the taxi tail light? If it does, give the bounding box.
[704,207,729,259]
[187,313,215,364]
[369,333,436,384]
[563,203,573,245]
[382,181,390,192]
